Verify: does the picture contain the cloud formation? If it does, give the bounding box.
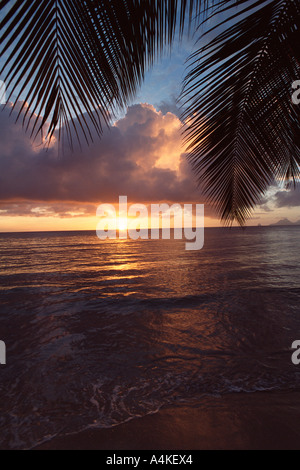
[0,102,202,218]
[274,187,300,208]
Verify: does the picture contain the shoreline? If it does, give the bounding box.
[35,390,300,450]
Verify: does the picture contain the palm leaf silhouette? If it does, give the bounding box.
[0,0,204,146]
[182,0,300,224]
[1,0,299,224]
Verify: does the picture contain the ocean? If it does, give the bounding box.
[0,226,299,449]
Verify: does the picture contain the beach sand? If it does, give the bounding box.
[35,390,300,450]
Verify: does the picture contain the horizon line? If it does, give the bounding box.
[2,225,299,235]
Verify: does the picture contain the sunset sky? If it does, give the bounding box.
[0,25,299,232]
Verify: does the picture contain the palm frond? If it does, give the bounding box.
[0,0,206,146]
[182,0,300,225]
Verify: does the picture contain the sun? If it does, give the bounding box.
[118,217,128,232]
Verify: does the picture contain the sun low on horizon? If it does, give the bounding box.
[0,101,299,232]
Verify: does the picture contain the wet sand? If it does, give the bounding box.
[35,390,300,450]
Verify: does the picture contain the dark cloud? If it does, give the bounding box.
[257,204,273,213]
[274,187,300,208]
[0,102,200,203]
[0,202,97,218]
[157,96,182,118]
